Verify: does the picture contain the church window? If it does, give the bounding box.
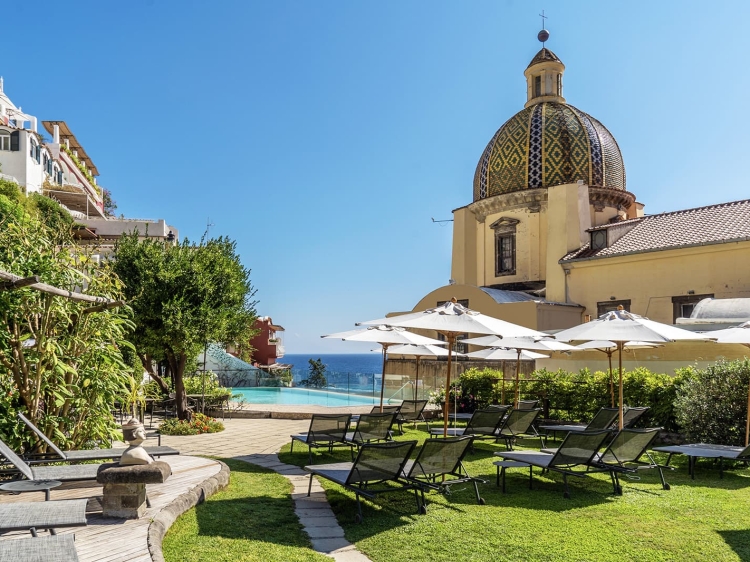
[557,74,562,95]
[491,217,519,277]
[0,130,9,151]
[597,300,631,316]
[534,75,542,98]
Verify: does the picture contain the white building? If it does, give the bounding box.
[0,77,177,244]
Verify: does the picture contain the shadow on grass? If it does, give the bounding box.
[717,530,750,560]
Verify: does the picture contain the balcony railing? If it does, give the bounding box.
[275,344,285,358]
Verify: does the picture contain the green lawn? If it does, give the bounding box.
[162,458,329,562]
[278,428,750,562]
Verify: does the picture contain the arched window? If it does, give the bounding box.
[0,130,10,151]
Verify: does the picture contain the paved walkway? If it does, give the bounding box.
[159,418,372,562]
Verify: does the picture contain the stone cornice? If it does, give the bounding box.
[468,186,637,221]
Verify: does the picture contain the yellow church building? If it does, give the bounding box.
[400,34,750,374]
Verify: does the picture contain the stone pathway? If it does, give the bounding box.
[159,418,372,561]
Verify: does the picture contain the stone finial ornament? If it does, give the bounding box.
[120,418,153,465]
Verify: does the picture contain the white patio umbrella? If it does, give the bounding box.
[462,336,575,405]
[573,340,663,407]
[359,299,547,436]
[321,325,444,410]
[699,322,750,445]
[387,344,459,400]
[554,307,711,429]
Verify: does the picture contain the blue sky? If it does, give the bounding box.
[4,1,749,353]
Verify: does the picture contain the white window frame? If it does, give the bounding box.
[0,129,10,151]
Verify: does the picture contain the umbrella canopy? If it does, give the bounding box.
[554,308,711,429]
[461,336,574,405]
[465,347,549,360]
[358,299,546,435]
[388,344,460,400]
[697,322,750,445]
[573,340,663,407]
[322,326,444,410]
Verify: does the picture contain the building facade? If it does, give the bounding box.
[401,34,750,373]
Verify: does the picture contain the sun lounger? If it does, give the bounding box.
[587,428,672,493]
[494,430,612,498]
[290,413,352,464]
[345,412,397,447]
[304,440,419,523]
[395,400,430,433]
[401,436,486,511]
[18,413,179,463]
[496,408,543,450]
[0,534,80,562]
[0,438,101,482]
[429,407,510,446]
[0,499,87,537]
[539,407,619,438]
[652,442,750,479]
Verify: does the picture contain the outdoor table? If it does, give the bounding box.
[0,479,62,501]
[652,443,749,479]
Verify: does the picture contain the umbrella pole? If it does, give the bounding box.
[608,350,614,408]
[414,355,421,401]
[379,344,389,412]
[618,342,624,430]
[443,334,455,437]
[514,349,522,407]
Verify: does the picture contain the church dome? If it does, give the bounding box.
[473,45,626,202]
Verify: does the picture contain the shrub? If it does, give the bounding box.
[524,367,679,430]
[159,413,225,436]
[457,368,502,409]
[674,359,750,445]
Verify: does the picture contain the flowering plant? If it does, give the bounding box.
[159,413,224,436]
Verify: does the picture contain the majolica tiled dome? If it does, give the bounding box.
[473,101,626,202]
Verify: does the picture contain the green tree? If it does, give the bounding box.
[112,233,258,420]
[300,358,328,388]
[0,185,134,452]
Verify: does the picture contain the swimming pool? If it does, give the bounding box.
[231,387,379,406]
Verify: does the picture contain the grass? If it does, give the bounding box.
[278,428,750,562]
[162,458,329,562]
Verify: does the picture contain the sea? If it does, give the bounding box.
[282,353,383,394]
[282,354,382,376]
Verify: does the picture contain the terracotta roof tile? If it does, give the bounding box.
[562,199,750,262]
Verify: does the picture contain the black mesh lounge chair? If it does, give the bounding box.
[401,436,486,511]
[496,409,543,450]
[395,400,430,433]
[345,412,397,447]
[653,442,750,479]
[0,438,101,482]
[617,407,650,429]
[18,413,179,463]
[304,440,419,523]
[290,413,352,464]
[516,399,539,410]
[429,407,510,445]
[540,407,620,439]
[494,430,612,498]
[0,534,80,562]
[0,499,87,537]
[588,428,672,494]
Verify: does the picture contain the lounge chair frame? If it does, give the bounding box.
[0,499,87,537]
[402,435,486,511]
[495,430,612,498]
[17,413,178,464]
[0,534,80,562]
[496,409,543,450]
[304,440,419,523]
[290,413,353,464]
[395,400,430,433]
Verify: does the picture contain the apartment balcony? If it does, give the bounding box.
[43,181,105,218]
[275,344,285,358]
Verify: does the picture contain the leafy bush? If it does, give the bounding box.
[183,372,231,397]
[457,368,502,409]
[674,359,750,445]
[523,367,679,430]
[159,413,225,436]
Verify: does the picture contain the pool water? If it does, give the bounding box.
[231,387,378,406]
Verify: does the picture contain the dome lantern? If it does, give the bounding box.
[524,46,565,108]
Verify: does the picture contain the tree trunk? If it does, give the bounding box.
[140,354,170,394]
[168,350,191,421]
